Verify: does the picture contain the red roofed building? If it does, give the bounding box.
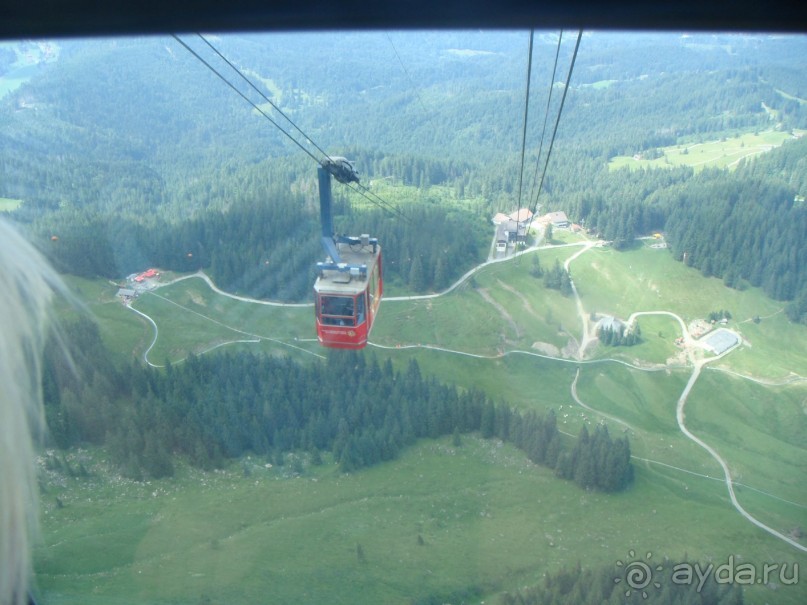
[508,208,533,224]
[539,211,570,228]
[492,212,510,225]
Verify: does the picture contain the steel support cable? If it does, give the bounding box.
[201,36,409,222]
[196,33,332,163]
[171,34,322,166]
[526,30,563,213]
[173,34,405,220]
[386,33,429,115]
[345,181,411,223]
[523,30,582,243]
[515,30,534,215]
[356,185,406,219]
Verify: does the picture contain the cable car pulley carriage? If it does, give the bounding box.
[314,157,383,349]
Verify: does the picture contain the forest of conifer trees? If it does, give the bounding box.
[2,34,805,314]
[44,317,633,492]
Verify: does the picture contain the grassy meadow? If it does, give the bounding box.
[60,274,318,365]
[570,240,807,379]
[0,196,23,211]
[132,279,319,364]
[373,247,583,354]
[608,129,803,173]
[35,436,807,605]
[685,372,807,529]
[38,240,807,604]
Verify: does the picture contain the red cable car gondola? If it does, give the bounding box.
[314,158,383,349]
[314,236,383,349]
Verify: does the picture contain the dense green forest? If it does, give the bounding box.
[44,317,633,492]
[2,33,806,309]
[558,137,807,305]
[19,146,489,297]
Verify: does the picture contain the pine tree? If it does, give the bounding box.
[480,401,496,439]
[529,254,543,278]
[560,270,573,297]
[408,254,428,291]
[452,426,462,447]
[434,255,449,290]
[573,447,596,489]
[310,447,323,466]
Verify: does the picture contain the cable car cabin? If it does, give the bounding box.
[314,238,382,349]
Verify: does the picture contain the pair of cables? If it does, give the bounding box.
[172,34,408,222]
[515,30,583,241]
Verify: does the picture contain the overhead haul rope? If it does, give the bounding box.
[171,34,322,166]
[196,34,333,163]
[515,30,534,215]
[386,33,429,115]
[526,30,564,216]
[348,181,411,222]
[172,34,408,222]
[523,29,582,245]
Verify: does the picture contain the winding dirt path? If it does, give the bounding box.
[568,326,807,553]
[127,288,323,366]
[141,248,807,553]
[570,367,636,432]
[476,287,522,339]
[675,350,807,553]
[384,241,590,302]
[157,271,313,307]
[562,241,596,358]
[127,304,161,367]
